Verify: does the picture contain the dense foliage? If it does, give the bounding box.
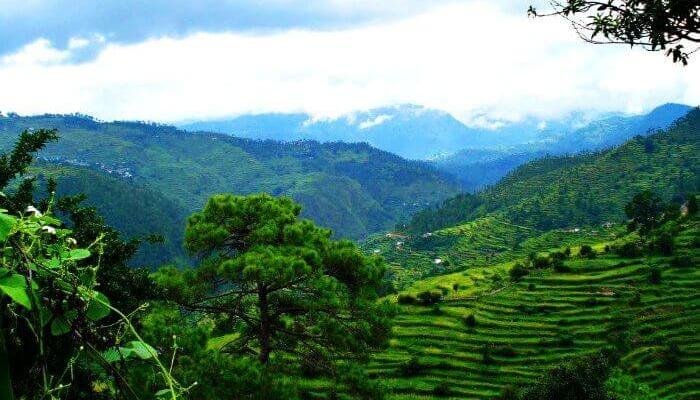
[528,1,700,64]
[0,114,461,266]
[153,194,394,398]
[408,108,700,233]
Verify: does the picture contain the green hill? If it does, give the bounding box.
[0,114,461,265]
[409,108,700,234]
[368,216,699,399]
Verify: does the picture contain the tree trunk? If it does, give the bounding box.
[258,285,271,365]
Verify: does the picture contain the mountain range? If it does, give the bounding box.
[181,103,693,190]
[0,114,461,266]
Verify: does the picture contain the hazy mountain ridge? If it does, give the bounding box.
[0,114,462,266]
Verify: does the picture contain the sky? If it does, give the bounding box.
[0,0,698,126]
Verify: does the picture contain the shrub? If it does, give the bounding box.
[552,258,570,273]
[397,294,416,305]
[436,285,450,295]
[670,256,691,268]
[649,232,674,255]
[417,290,442,306]
[399,357,424,377]
[509,263,529,281]
[660,343,682,370]
[579,245,596,259]
[556,334,575,347]
[431,304,443,315]
[550,251,567,261]
[527,283,536,291]
[616,241,643,258]
[453,282,460,291]
[432,382,452,397]
[629,292,642,306]
[533,256,551,269]
[564,247,572,257]
[649,267,662,284]
[499,384,520,400]
[464,313,476,328]
[584,297,599,307]
[491,344,517,357]
[481,348,495,365]
[687,195,698,215]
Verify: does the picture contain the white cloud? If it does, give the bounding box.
[358,114,393,129]
[0,1,697,124]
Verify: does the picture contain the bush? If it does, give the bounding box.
[397,294,416,305]
[498,384,520,400]
[615,241,643,257]
[550,251,567,261]
[399,357,424,377]
[564,247,572,257]
[431,304,443,315]
[670,256,691,268]
[660,343,682,370]
[527,283,536,291]
[649,232,674,256]
[491,344,517,357]
[579,245,596,259]
[520,354,610,400]
[453,282,460,291]
[552,258,570,273]
[432,382,452,397]
[417,290,442,306]
[481,348,495,365]
[509,263,529,281]
[464,313,476,328]
[556,333,575,347]
[649,267,662,284]
[532,256,551,269]
[584,297,600,307]
[629,292,641,306]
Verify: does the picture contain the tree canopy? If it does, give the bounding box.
[529,1,700,64]
[155,194,393,396]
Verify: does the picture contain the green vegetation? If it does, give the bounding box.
[1,106,697,399]
[408,109,699,233]
[368,214,699,399]
[0,114,461,267]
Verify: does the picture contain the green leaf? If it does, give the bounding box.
[50,311,78,336]
[124,341,157,360]
[86,291,111,321]
[102,348,121,363]
[155,389,173,398]
[0,273,32,309]
[0,213,16,242]
[67,249,91,261]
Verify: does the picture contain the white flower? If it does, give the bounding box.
[41,225,57,235]
[66,237,78,247]
[25,205,42,217]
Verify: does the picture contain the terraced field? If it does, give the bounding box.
[368,218,699,399]
[364,215,621,290]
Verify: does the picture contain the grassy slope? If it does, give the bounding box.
[373,109,699,290]
[368,217,699,399]
[364,215,622,290]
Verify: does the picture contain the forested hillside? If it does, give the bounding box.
[411,108,700,234]
[0,114,461,265]
[431,103,692,190]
